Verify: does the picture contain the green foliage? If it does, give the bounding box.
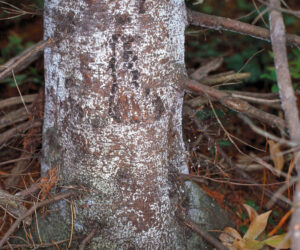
[283,13,295,26]
[245,200,259,211]
[186,39,222,58]
[216,140,232,147]
[240,224,249,236]
[33,0,44,9]
[261,49,300,92]
[241,212,247,221]
[1,36,23,61]
[1,35,34,62]
[0,36,43,87]
[236,0,253,11]
[1,74,27,87]
[225,48,262,82]
[195,109,225,120]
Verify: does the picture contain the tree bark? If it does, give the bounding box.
[40,0,231,248]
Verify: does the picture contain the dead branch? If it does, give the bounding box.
[2,236,83,249]
[0,105,32,130]
[5,92,43,188]
[190,57,224,81]
[200,72,251,86]
[79,229,97,250]
[268,0,300,248]
[0,190,30,224]
[187,9,300,48]
[0,39,52,81]
[184,220,228,250]
[0,94,37,109]
[185,78,286,129]
[183,105,289,209]
[0,120,42,147]
[0,190,77,248]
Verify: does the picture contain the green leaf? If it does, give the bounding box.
[271,84,279,93]
[196,110,208,120]
[240,225,248,236]
[217,140,232,147]
[236,0,253,11]
[245,200,259,211]
[1,74,27,87]
[283,14,295,26]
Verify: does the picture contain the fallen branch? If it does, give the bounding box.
[187,9,300,48]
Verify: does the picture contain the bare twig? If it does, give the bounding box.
[190,57,223,81]
[2,236,83,249]
[0,94,37,109]
[268,0,300,248]
[0,39,52,81]
[79,229,97,250]
[0,190,29,224]
[258,0,300,18]
[185,78,286,129]
[184,220,228,250]
[200,72,251,86]
[4,91,43,187]
[187,9,300,48]
[0,120,42,146]
[0,105,32,130]
[238,114,299,147]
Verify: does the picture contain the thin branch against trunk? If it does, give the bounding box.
[268,0,300,248]
[0,39,52,81]
[187,9,300,48]
[184,220,228,250]
[0,105,32,130]
[78,229,97,250]
[185,78,286,129]
[0,94,37,109]
[0,120,42,146]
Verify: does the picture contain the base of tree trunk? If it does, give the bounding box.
[13,182,231,249]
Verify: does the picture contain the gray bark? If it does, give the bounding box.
[31,0,232,248]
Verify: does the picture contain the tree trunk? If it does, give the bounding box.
[41,0,230,248]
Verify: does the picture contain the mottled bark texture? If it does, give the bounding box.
[42,0,230,249]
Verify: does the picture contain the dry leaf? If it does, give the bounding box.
[268,140,284,175]
[244,210,272,240]
[219,227,241,250]
[243,204,258,222]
